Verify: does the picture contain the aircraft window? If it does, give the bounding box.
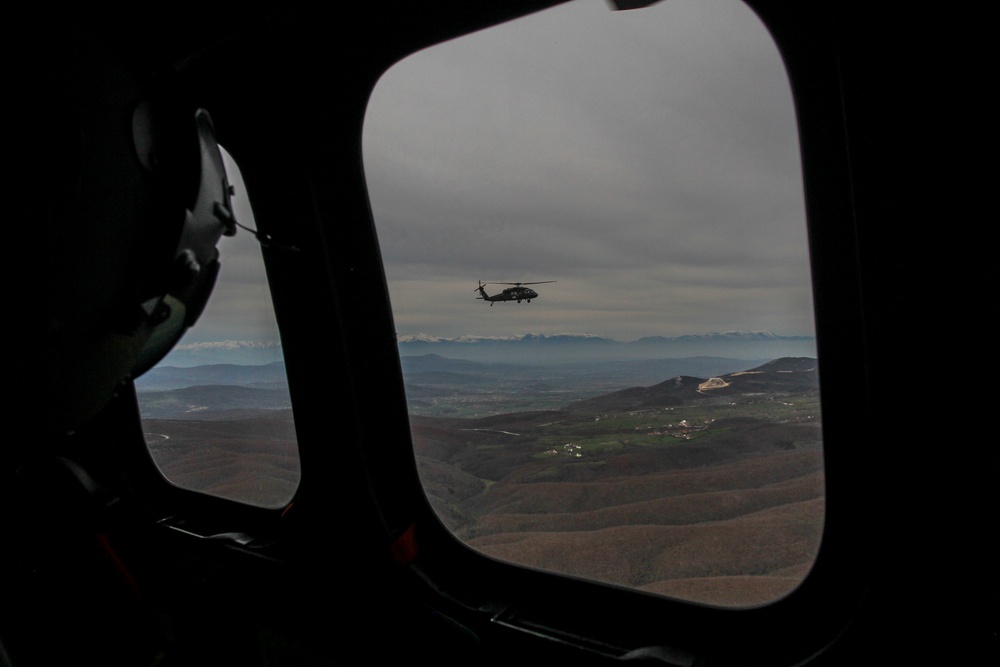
[363,0,822,607]
[134,148,301,509]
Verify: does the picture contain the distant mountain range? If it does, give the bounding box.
[399,354,771,390]
[152,332,814,367]
[135,354,818,421]
[134,362,291,419]
[135,362,289,391]
[157,340,285,368]
[397,331,815,363]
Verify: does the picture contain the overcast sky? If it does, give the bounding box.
[186,0,813,350]
[364,0,812,342]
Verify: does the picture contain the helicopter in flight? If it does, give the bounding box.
[474,280,556,305]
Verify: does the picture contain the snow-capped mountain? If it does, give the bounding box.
[396,331,815,363]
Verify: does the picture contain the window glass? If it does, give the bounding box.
[364,0,822,607]
[135,149,300,508]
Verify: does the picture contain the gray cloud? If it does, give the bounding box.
[181,0,815,349]
[363,0,812,341]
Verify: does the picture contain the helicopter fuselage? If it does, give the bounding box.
[476,284,538,304]
[497,286,538,302]
[475,280,554,305]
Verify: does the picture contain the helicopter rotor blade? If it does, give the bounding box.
[492,281,557,286]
